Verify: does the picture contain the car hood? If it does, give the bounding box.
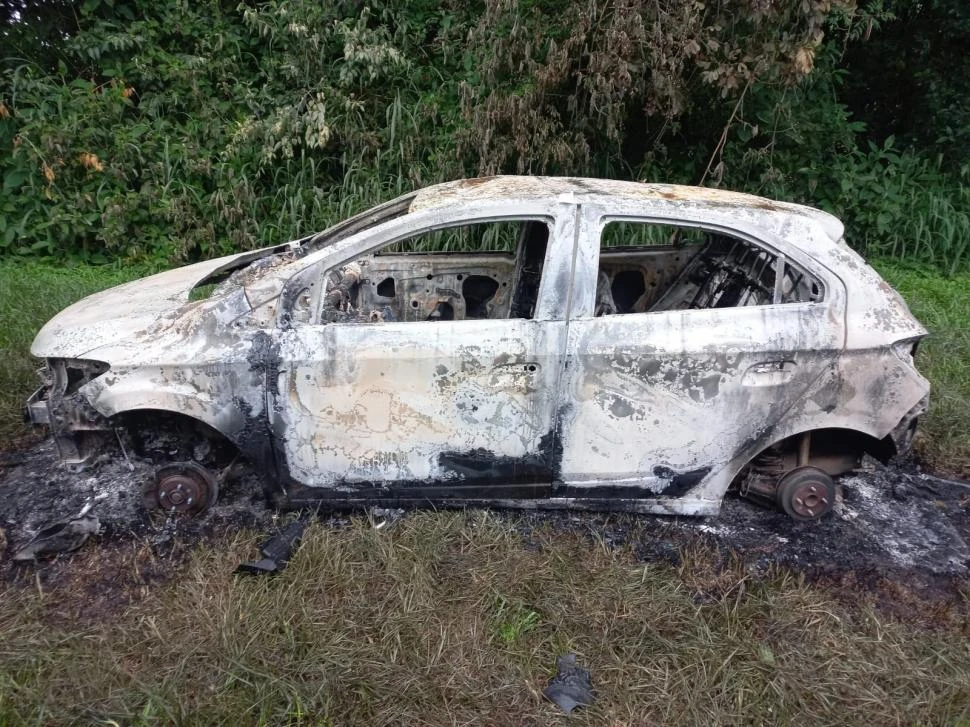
[31,246,289,360]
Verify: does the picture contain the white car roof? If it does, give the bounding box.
[410,176,845,243]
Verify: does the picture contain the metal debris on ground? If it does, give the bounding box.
[12,503,100,562]
[370,507,406,530]
[236,519,307,575]
[543,653,595,714]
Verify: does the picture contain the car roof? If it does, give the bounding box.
[410,176,845,243]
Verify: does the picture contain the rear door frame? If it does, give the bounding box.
[551,202,848,511]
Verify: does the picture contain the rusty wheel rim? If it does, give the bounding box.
[146,462,217,515]
[788,479,830,519]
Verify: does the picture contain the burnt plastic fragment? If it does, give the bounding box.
[12,507,100,562]
[236,519,307,575]
[543,653,594,714]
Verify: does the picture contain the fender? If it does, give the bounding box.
[82,371,277,479]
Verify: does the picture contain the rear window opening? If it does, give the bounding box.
[596,220,823,316]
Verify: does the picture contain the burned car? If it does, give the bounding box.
[27,177,929,520]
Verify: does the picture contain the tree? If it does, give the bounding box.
[840,0,970,170]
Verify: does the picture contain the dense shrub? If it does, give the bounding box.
[0,0,966,271]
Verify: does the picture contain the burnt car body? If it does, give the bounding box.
[27,177,930,520]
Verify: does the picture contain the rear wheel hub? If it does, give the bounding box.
[775,466,836,521]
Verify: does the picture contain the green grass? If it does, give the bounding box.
[0,262,151,444]
[873,259,970,474]
[1,260,969,722]
[1,513,968,725]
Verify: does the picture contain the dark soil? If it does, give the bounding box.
[2,438,968,625]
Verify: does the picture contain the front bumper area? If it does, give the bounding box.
[25,360,111,464]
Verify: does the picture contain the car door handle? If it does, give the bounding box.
[742,360,796,386]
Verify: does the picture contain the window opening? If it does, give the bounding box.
[596,220,823,315]
[318,218,551,324]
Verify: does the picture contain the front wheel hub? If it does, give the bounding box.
[144,461,218,516]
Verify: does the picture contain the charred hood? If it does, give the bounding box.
[31,246,291,360]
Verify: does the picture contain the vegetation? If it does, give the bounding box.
[875,259,970,475]
[1,513,969,724]
[1,5,968,722]
[1,0,967,270]
[0,262,150,447]
[2,257,966,722]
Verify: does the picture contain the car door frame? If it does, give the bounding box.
[553,201,848,514]
[269,197,584,505]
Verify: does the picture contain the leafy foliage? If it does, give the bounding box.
[841,0,970,174]
[459,0,838,176]
[0,0,461,263]
[0,0,966,271]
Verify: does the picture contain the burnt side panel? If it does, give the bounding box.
[437,429,561,485]
[653,466,711,497]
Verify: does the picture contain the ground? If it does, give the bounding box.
[2,259,970,723]
[1,440,969,724]
[3,441,969,589]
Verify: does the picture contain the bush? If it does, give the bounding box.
[0,0,967,274]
